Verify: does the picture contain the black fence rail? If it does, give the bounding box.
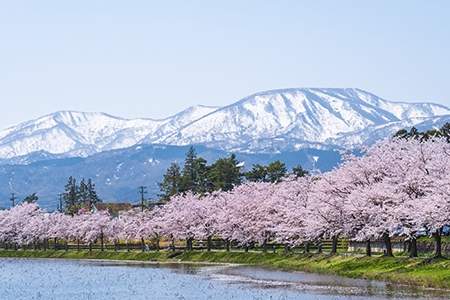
[0,239,346,254]
[1,238,448,255]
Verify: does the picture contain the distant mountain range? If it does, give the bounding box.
[0,144,340,209]
[0,88,449,209]
[1,88,449,159]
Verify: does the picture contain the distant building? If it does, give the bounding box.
[94,203,133,216]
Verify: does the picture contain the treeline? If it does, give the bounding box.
[62,177,101,214]
[394,122,450,141]
[158,146,308,200]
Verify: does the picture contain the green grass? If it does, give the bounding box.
[1,249,449,290]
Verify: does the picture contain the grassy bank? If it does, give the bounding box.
[0,249,449,290]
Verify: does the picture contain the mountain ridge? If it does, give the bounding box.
[1,88,449,159]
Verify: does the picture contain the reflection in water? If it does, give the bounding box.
[0,258,448,300]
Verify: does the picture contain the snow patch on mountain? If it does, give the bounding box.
[0,106,218,159]
[0,88,448,159]
[158,88,450,152]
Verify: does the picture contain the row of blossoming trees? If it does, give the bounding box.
[1,138,449,258]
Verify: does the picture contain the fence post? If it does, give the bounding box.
[366,240,372,257]
[155,236,160,252]
[304,242,310,253]
[383,233,394,257]
[207,236,212,252]
[171,238,175,252]
[331,236,338,255]
[101,232,105,252]
[225,239,231,252]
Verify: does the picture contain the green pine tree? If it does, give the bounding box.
[63,176,79,215]
[78,178,89,206]
[292,165,309,178]
[87,179,101,208]
[159,162,182,201]
[179,146,209,194]
[245,164,268,182]
[180,146,198,193]
[23,193,38,203]
[208,154,242,191]
[192,156,209,194]
[266,160,287,183]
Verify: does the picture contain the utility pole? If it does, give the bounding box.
[10,193,17,207]
[58,193,64,213]
[138,186,147,212]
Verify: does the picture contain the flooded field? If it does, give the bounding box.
[0,258,448,300]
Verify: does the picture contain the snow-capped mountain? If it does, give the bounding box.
[0,88,448,159]
[156,88,450,152]
[0,105,218,159]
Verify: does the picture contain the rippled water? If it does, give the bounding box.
[0,258,448,300]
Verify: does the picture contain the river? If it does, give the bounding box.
[0,258,448,299]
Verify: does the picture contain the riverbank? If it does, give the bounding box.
[1,250,449,290]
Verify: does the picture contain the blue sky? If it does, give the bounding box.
[1,0,449,128]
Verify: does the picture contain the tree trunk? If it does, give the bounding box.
[101,232,105,252]
[54,238,57,250]
[433,229,442,258]
[225,239,231,252]
[141,237,145,252]
[171,238,175,252]
[207,236,212,252]
[77,239,80,252]
[65,240,68,252]
[262,239,268,253]
[284,244,290,254]
[245,245,249,253]
[330,236,339,255]
[126,241,130,252]
[155,236,160,252]
[89,243,92,253]
[366,240,372,257]
[186,238,193,251]
[409,238,418,258]
[383,233,393,257]
[304,242,310,253]
[317,241,323,254]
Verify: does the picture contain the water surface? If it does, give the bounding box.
[0,258,447,300]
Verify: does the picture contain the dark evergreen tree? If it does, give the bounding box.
[292,165,309,178]
[245,164,268,182]
[394,123,450,142]
[208,154,242,191]
[23,193,38,203]
[266,160,287,183]
[192,156,209,194]
[78,178,89,206]
[159,162,182,201]
[87,179,101,208]
[180,146,198,192]
[180,146,210,194]
[63,176,79,215]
